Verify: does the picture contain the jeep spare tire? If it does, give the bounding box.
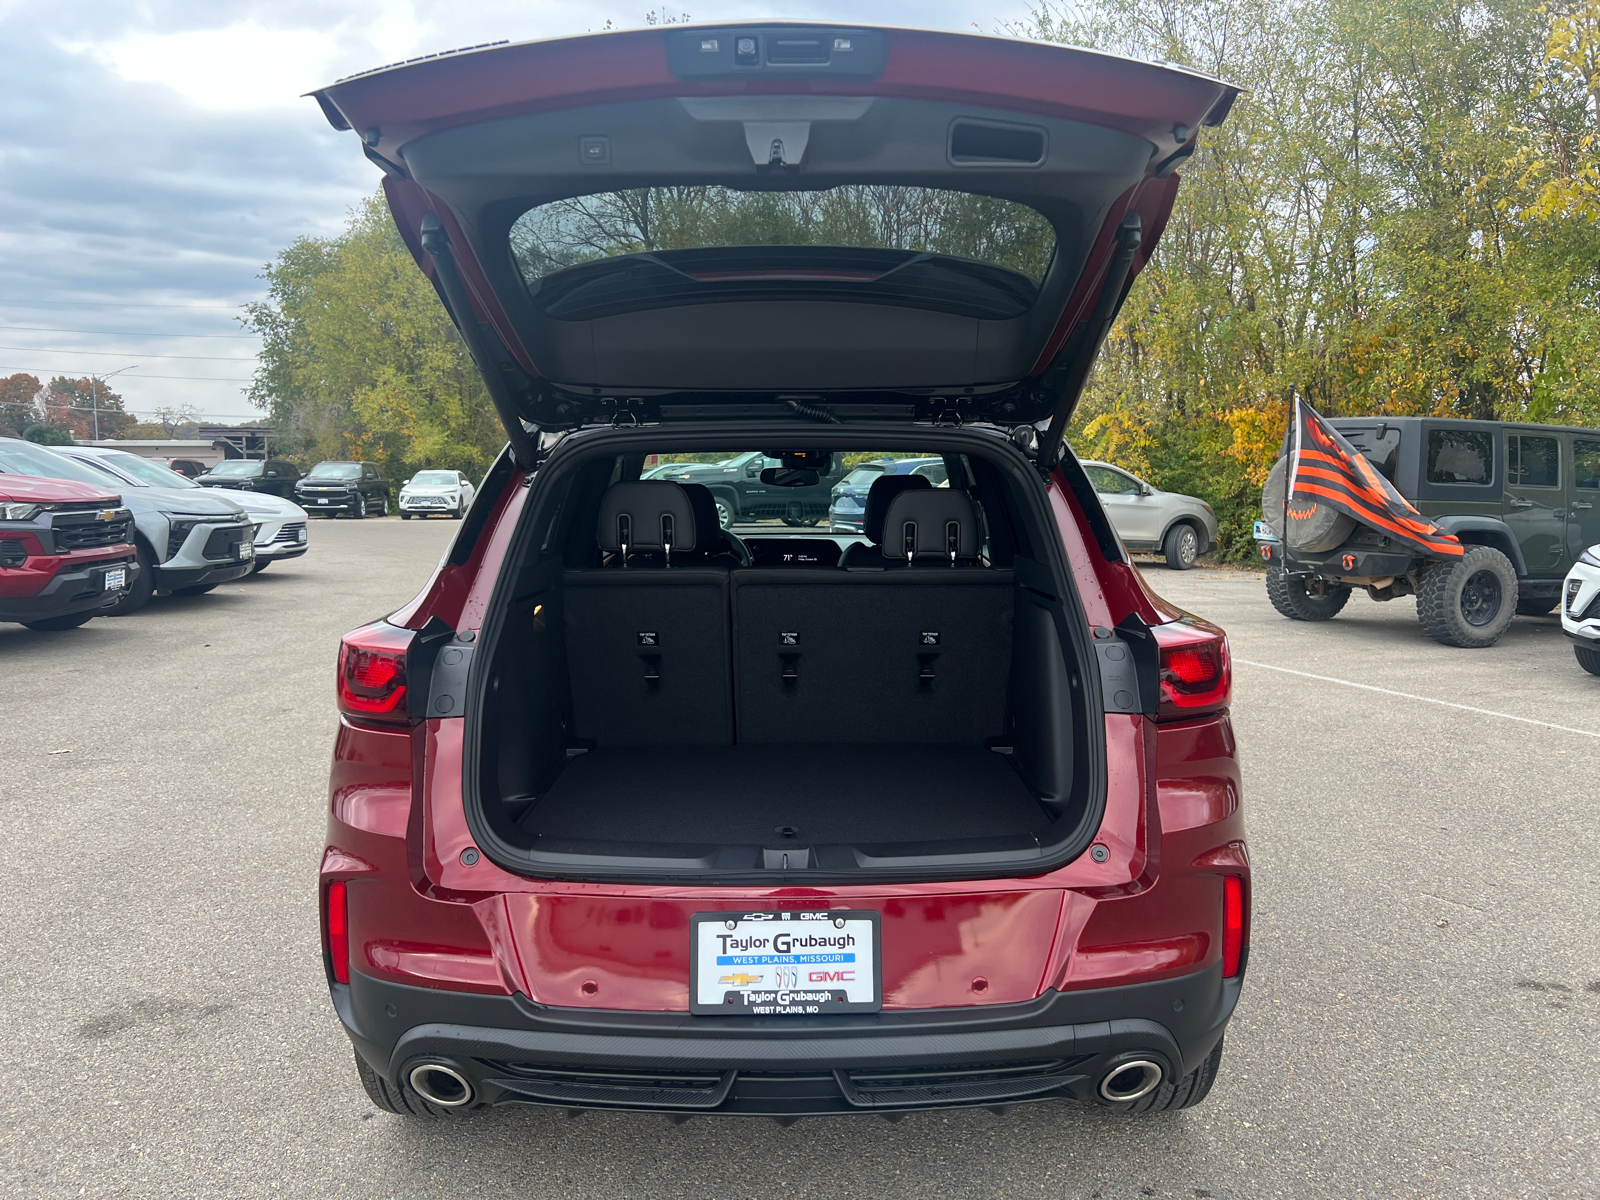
[1260,457,1357,553]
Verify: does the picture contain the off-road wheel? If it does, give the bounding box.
[21,611,96,631]
[1163,523,1201,570]
[1416,546,1517,648]
[1123,1038,1225,1113]
[104,542,156,617]
[1575,645,1600,677]
[1265,565,1350,621]
[353,1049,473,1119]
[1515,595,1559,616]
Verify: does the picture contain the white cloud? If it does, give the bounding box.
[84,24,345,112]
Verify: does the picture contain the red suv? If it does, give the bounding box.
[316,25,1248,1120]
[0,473,138,630]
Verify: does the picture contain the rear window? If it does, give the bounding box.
[510,187,1056,321]
[1427,430,1493,485]
[1335,425,1402,483]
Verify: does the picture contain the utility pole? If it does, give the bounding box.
[90,366,138,441]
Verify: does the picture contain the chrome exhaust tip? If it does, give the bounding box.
[1097,1059,1164,1103]
[408,1062,474,1107]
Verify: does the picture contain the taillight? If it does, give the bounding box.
[1222,874,1244,978]
[326,880,350,984]
[336,620,413,721]
[1150,616,1230,719]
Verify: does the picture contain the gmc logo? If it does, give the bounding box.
[808,970,855,983]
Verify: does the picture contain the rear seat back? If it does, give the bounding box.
[565,480,732,746]
[732,570,1013,744]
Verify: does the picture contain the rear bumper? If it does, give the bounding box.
[0,555,137,621]
[334,961,1242,1116]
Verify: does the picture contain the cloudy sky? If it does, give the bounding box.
[0,1,1037,424]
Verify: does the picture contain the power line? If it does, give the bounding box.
[0,365,253,382]
[0,345,254,362]
[0,299,252,311]
[0,324,258,339]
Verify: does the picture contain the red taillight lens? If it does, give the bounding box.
[326,880,350,984]
[336,620,412,720]
[1151,617,1231,719]
[1222,874,1244,978]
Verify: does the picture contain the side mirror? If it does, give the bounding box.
[1139,483,1154,496]
[745,463,761,477]
[404,478,411,485]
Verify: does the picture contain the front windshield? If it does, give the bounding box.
[207,461,260,477]
[0,440,117,487]
[411,471,457,485]
[101,452,196,488]
[308,463,361,480]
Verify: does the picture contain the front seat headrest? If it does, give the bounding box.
[677,484,725,553]
[881,490,982,563]
[597,480,696,560]
[862,473,933,545]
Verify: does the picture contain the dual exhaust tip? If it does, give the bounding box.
[408,1056,1163,1109]
[1097,1058,1164,1103]
[408,1062,474,1107]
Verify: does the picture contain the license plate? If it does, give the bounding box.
[235,541,254,561]
[102,567,127,591]
[296,528,307,543]
[690,910,880,1015]
[318,499,329,504]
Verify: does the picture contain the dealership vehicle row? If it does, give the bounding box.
[0,439,484,631]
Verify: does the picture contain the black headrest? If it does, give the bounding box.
[880,490,982,562]
[862,473,933,544]
[596,481,696,555]
[678,484,724,553]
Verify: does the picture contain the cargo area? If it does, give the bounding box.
[466,443,1101,880]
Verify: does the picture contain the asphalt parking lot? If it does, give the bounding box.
[3,523,1596,1198]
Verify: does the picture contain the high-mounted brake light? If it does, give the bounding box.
[1149,617,1231,719]
[326,880,350,984]
[1222,874,1245,978]
[336,620,413,721]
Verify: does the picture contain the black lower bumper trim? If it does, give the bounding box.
[334,965,1241,1116]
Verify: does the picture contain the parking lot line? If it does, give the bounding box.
[1234,658,1600,739]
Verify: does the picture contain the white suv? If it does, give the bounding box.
[1561,544,1600,676]
[398,469,475,519]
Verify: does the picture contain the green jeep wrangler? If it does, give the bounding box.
[1255,417,1600,648]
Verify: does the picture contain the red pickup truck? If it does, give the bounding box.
[0,474,139,630]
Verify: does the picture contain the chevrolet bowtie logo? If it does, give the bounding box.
[97,510,118,521]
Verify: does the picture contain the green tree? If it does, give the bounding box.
[244,193,507,481]
[0,373,42,436]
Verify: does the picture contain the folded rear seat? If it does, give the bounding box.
[564,481,733,746]
[732,491,1012,744]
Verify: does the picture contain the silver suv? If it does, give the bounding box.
[1082,461,1218,570]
